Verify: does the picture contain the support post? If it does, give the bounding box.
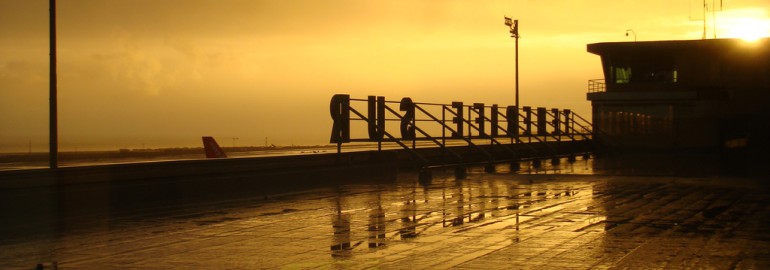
[564,109,572,136]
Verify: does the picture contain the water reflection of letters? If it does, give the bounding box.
[368,207,386,248]
[327,175,604,260]
[331,192,351,257]
[400,188,418,239]
[331,212,351,252]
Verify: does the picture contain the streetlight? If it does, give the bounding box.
[504,17,520,109]
[625,29,637,42]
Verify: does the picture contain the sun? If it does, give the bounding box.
[718,9,770,42]
[720,17,770,41]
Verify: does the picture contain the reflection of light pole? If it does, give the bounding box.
[504,17,520,109]
[625,29,637,42]
[232,137,239,148]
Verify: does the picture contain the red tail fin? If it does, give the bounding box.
[202,136,227,158]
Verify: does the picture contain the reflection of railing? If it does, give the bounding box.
[588,79,606,93]
[330,95,596,169]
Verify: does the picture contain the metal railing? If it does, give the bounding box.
[588,79,606,93]
[329,95,595,168]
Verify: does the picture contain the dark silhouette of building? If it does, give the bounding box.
[586,38,770,160]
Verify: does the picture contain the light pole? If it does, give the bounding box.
[504,17,520,109]
[625,29,637,42]
[49,0,58,169]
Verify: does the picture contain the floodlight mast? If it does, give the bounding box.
[504,17,520,109]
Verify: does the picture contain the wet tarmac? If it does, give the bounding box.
[2,160,770,269]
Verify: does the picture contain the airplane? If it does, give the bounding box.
[202,136,227,158]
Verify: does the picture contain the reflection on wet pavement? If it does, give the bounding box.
[2,168,770,269]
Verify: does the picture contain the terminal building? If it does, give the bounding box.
[586,38,770,159]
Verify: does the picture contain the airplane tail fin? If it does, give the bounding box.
[202,136,227,158]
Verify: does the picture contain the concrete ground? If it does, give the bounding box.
[2,161,770,269]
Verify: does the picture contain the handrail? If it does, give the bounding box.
[416,104,493,161]
[469,106,520,159]
[388,105,465,163]
[516,110,558,156]
[330,94,599,168]
[347,105,429,165]
[493,110,539,155]
[588,79,606,93]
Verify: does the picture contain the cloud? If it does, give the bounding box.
[90,52,166,96]
[81,35,212,97]
[0,60,47,87]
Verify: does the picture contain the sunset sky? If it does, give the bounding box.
[1,0,769,152]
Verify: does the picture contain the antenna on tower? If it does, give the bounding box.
[691,0,724,39]
[712,0,724,39]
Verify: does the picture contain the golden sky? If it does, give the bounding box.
[1,0,768,151]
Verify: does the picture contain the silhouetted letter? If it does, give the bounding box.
[491,105,499,137]
[330,94,350,143]
[367,96,385,140]
[506,106,519,137]
[474,103,486,137]
[551,108,560,135]
[537,107,547,136]
[563,109,571,135]
[452,102,464,138]
[400,97,415,139]
[523,106,532,135]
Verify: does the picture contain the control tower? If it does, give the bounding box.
[586,38,770,158]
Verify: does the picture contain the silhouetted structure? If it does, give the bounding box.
[329,95,595,172]
[586,38,770,160]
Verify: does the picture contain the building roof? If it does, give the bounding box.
[587,38,770,56]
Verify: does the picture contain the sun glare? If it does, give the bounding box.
[718,9,770,42]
